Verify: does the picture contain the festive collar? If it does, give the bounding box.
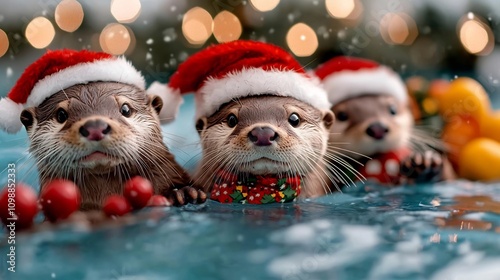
[210,170,301,204]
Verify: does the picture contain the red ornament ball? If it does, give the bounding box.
[0,183,39,229]
[40,179,81,222]
[103,195,132,217]
[123,176,153,209]
[147,195,169,207]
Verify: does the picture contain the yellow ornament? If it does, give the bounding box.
[439,77,490,120]
[459,138,500,181]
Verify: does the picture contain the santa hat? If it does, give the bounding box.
[314,56,407,106]
[165,40,330,119]
[0,49,182,133]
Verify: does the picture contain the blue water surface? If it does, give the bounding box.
[2,95,500,280]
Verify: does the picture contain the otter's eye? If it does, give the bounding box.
[121,103,132,117]
[56,108,68,123]
[227,114,238,128]
[288,113,300,127]
[336,111,349,122]
[389,105,397,115]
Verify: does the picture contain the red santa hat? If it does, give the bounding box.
[314,56,407,106]
[165,40,330,119]
[0,49,182,133]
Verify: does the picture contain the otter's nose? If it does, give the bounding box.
[366,122,389,140]
[248,127,278,146]
[79,119,111,141]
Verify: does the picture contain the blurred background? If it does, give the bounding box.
[0,0,500,96]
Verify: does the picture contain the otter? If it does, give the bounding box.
[328,94,454,188]
[20,81,206,209]
[193,95,336,198]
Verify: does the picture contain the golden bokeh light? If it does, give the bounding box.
[110,0,141,23]
[182,7,213,45]
[458,14,494,56]
[55,0,84,32]
[25,17,56,49]
[286,22,318,57]
[250,0,280,12]
[326,0,355,18]
[213,11,242,43]
[380,13,418,45]
[99,23,131,55]
[0,29,9,58]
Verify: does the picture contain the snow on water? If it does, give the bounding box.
[431,255,500,280]
[268,223,380,277]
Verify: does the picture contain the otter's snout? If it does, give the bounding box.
[79,119,111,141]
[366,122,389,140]
[248,127,278,146]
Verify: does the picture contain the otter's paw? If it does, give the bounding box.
[167,186,207,206]
[400,150,444,184]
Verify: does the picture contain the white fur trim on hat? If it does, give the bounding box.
[26,57,146,108]
[146,81,183,123]
[323,67,408,106]
[196,68,331,119]
[0,97,24,133]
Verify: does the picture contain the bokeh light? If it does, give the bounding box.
[55,0,84,32]
[182,7,213,45]
[110,0,141,23]
[0,29,9,58]
[458,14,494,56]
[25,17,56,49]
[286,22,318,57]
[250,0,280,12]
[213,11,242,43]
[99,23,131,55]
[380,13,419,45]
[326,0,354,18]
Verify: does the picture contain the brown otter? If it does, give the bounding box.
[328,94,455,187]
[194,95,335,198]
[20,81,206,209]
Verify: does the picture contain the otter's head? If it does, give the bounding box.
[20,81,164,179]
[195,95,334,188]
[329,94,413,157]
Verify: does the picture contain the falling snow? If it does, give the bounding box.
[146,38,154,45]
[170,6,177,12]
[169,58,177,66]
[6,67,12,78]
[178,51,188,61]
[146,53,152,61]
[163,28,177,43]
[337,30,346,39]
[269,28,275,34]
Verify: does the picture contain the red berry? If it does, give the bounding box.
[0,183,39,229]
[40,179,80,222]
[103,195,132,217]
[147,195,169,207]
[123,176,153,209]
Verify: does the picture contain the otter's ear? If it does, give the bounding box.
[195,117,207,135]
[148,95,164,116]
[20,108,36,131]
[322,110,335,130]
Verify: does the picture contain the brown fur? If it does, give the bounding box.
[194,95,335,198]
[21,81,191,210]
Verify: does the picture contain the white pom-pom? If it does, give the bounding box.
[146,81,183,123]
[0,98,24,134]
